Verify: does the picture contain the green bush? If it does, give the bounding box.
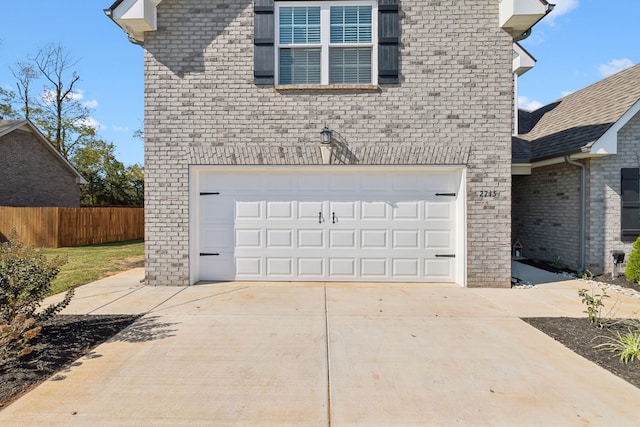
[626,237,640,284]
[0,231,73,358]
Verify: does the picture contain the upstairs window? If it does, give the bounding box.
[275,2,377,85]
[254,0,399,86]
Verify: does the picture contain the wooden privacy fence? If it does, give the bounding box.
[0,207,144,247]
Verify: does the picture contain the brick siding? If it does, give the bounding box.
[0,130,80,207]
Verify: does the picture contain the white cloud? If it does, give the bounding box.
[598,58,634,77]
[560,90,574,98]
[83,99,98,109]
[544,0,579,25]
[112,125,130,132]
[76,117,105,131]
[518,96,543,111]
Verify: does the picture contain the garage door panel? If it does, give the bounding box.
[298,201,324,221]
[298,229,325,248]
[298,258,324,277]
[266,258,293,276]
[266,201,294,219]
[361,202,388,220]
[361,229,388,249]
[425,203,452,220]
[360,258,388,278]
[235,201,262,220]
[425,230,453,249]
[329,258,356,277]
[425,259,454,281]
[236,257,262,277]
[392,230,420,248]
[393,202,421,220]
[329,229,356,248]
[235,229,262,248]
[266,229,294,248]
[392,258,420,278]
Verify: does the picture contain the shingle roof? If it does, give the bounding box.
[513,63,640,162]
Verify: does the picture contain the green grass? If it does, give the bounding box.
[42,240,144,296]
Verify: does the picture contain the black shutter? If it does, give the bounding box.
[378,0,399,84]
[621,168,640,242]
[254,0,275,85]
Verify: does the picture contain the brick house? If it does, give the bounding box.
[106,0,552,287]
[512,64,640,275]
[0,119,86,207]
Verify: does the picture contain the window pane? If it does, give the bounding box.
[329,47,372,84]
[279,48,321,84]
[330,6,372,44]
[279,7,321,45]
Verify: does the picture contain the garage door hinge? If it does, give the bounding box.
[200,253,220,256]
[200,192,220,195]
[435,254,456,258]
[435,193,456,197]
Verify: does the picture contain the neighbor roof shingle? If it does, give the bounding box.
[513,63,640,163]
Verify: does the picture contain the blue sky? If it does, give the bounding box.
[0,1,638,166]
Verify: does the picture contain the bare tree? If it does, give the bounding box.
[32,43,90,157]
[10,62,39,121]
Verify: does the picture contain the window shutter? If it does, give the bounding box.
[254,0,275,85]
[378,0,399,84]
[621,168,640,242]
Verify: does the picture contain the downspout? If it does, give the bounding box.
[565,155,586,272]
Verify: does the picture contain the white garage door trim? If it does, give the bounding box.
[189,166,466,286]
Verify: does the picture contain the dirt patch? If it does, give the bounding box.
[0,314,140,409]
[523,317,640,388]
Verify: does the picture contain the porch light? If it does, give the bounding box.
[320,126,332,144]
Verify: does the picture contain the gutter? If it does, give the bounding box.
[104,6,145,46]
[514,3,556,42]
[564,155,586,272]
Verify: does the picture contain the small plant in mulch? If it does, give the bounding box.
[578,286,610,326]
[0,231,73,359]
[595,320,640,364]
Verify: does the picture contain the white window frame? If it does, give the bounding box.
[275,1,378,86]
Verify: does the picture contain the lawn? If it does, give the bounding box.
[42,239,144,296]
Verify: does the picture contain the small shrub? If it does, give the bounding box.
[578,286,609,326]
[0,231,73,358]
[595,322,640,364]
[626,237,640,284]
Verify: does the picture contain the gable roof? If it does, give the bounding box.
[513,63,640,163]
[0,119,87,184]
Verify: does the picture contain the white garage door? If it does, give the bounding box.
[192,167,464,284]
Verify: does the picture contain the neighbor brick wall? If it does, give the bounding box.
[142,0,514,287]
[0,130,81,207]
[512,163,582,271]
[587,112,640,275]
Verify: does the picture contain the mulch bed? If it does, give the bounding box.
[523,317,640,388]
[0,314,140,409]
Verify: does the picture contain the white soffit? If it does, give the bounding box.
[513,43,536,76]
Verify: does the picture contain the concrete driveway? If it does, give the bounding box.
[1,269,640,426]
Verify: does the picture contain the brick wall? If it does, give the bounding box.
[143,0,514,287]
[0,130,81,207]
[512,163,582,271]
[587,112,640,275]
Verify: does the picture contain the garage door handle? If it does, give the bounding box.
[200,253,220,256]
[435,254,455,258]
[332,212,337,224]
[319,212,325,224]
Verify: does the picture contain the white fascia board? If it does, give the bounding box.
[590,100,640,155]
[512,164,532,175]
[513,43,536,76]
[111,0,158,42]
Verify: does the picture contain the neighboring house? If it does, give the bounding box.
[0,119,87,207]
[512,64,640,275]
[106,0,552,287]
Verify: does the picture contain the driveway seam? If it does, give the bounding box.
[324,285,332,427]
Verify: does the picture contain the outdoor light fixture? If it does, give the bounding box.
[320,125,332,144]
